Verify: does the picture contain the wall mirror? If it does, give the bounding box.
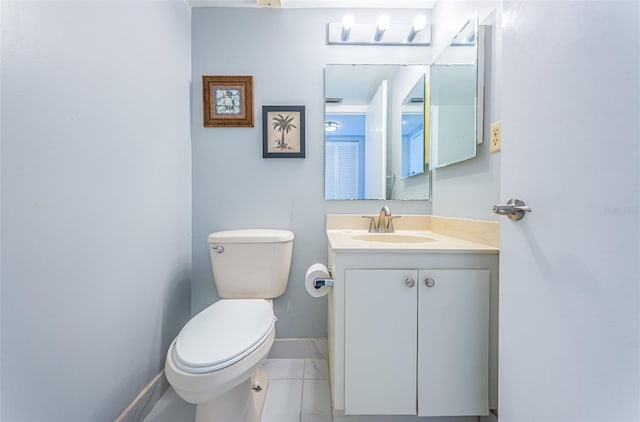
[324,64,430,201]
[429,12,484,170]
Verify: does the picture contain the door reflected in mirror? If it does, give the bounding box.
[324,64,430,201]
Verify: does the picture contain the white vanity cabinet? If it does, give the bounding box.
[417,269,489,417]
[343,268,489,417]
[344,269,418,415]
[325,214,500,419]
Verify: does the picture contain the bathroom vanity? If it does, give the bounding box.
[326,214,499,419]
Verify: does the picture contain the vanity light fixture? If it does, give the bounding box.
[374,15,390,42]
[341,14,354,42]
[327,15,430,46]
[325,121,339,132]
[406,15,427,43]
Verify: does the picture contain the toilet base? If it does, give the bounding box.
[194,368,269,422]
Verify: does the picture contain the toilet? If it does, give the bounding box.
[165,229,294,422]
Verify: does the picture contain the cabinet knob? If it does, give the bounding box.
[424,277,435,288]
[404,278,416,288]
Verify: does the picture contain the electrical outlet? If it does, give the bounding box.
[489,121,502,153]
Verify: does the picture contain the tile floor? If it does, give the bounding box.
[143,358,332,422]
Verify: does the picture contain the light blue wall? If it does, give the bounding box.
[0,2,192,421]
[191,7,433,338]
[430,1,502,221]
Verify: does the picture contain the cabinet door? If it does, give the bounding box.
[344,269,418,415]
[418,269,490,416]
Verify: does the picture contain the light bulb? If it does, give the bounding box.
[374,15,389,42]
[407,15,427,43]
[412,15,427,32]
[377,15,390,31]
[341,14,354,42]
[341,14,354,30]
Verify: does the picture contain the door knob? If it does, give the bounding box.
[404,278,416,288]
[424,277,435,288]
[493,198,531,221]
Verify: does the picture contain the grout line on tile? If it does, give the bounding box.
[299,376,305,422]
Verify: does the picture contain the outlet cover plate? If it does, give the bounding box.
[490,121,502,153]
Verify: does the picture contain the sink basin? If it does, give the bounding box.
[352,233,436,244]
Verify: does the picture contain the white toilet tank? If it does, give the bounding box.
[207,229,294,299]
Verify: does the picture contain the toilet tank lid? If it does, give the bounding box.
[208,229,294,244]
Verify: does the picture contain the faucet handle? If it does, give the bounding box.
[386,216,401,233]
[362,216,377,233]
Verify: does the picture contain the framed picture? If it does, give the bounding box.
[202,75,253,127]
[262,106,305,158]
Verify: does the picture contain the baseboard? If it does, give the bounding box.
[268,337,329,359]
[115,338,328,421]
[114,371,170,422]
[479,410,499,422]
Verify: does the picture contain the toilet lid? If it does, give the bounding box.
[173,299,275,374]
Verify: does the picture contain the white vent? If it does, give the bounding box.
[326,97,343,104]
[257,0,283,6]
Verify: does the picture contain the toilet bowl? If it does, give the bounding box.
[165,229,294,422]
[165,299,275,422]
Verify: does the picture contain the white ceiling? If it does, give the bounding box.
[189,0,437,8]
[326,65,402,105]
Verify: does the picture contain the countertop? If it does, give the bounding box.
[326,214,499,254]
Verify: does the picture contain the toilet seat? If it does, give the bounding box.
[173,299,275,374]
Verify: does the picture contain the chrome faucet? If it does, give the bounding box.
[377,206,390,232]
[362,206,399,233]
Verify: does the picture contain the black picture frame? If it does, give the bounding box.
[262,105,305,158]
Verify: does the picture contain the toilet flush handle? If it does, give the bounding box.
[210,246,224,254]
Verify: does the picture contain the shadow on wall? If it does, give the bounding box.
[91,264,191,422]
[161,264,192,367]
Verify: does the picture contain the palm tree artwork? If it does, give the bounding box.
[262,106,305,158]
[271,113,297,151]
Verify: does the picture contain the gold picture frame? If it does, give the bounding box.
[202,75,253,127]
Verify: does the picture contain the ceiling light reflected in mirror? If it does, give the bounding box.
[325,121,339,132]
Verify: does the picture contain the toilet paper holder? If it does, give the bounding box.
[313,278,334,289]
